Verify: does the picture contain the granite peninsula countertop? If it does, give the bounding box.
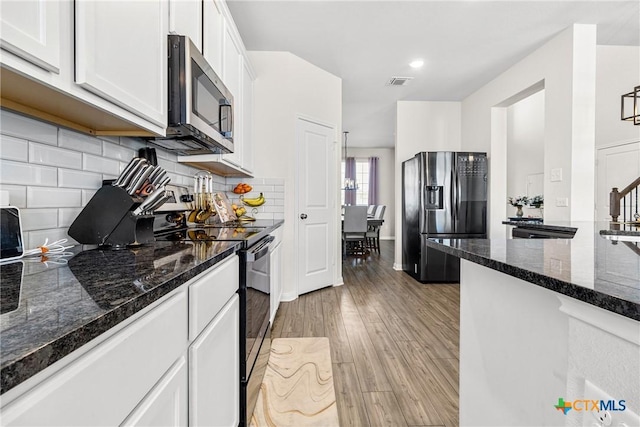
[426,221,640,321]
[0,239,241,394]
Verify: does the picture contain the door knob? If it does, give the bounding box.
[300,213,308,219]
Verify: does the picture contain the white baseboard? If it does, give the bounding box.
[334,277,344,286]
[280,292,298,302]
[393,263,403,271]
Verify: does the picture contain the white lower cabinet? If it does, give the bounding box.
[0,254,241,427]
[189,294,240,427]
[0,289,189,427]
[121,357,189,427]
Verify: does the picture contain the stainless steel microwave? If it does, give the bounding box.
[151,35,234,155]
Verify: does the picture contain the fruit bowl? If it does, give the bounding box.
[232,183,252,194]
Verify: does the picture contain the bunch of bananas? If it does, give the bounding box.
[240,193,266,207]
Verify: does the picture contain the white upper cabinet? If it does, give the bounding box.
[0,0,61,73]
[177,0,256,176]
[75,0,168,128]
[242,61,254,174]
[202,0,223,76]
[169,0,202,52]
[222,23,243,167]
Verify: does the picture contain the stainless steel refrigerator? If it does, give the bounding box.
[402,152,487,282]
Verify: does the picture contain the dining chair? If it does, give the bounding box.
[367,205,376,216]
[342,205,368,258]
[366,205,386,252]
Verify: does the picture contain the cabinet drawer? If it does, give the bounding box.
[1,289,188,426]
[189,254,239,341]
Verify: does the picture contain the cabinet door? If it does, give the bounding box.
[75,0,167,128]
[1,290,188,426]
[242,61,254,174]
[189,294,239,427]
[0,0,61,73]
[270,242,282,322]
[121,357,188,427]
[202,0,223,76]
[169,0,202,52]
[222,23,243,167]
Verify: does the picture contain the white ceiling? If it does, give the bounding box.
[227,1,640,148]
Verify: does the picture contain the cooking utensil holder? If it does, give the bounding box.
[68,185,155,247]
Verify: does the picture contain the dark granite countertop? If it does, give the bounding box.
[427,221,640,321]
[0,239,241,394]
[502,220,578,233]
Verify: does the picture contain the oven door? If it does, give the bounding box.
[242,235,273,380]
[240,235,274,426]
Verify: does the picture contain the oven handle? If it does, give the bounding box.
[245,235,275,262]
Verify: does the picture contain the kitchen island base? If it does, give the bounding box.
[460,260,639,426]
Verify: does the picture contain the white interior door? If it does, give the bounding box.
[596,141,640,221]
[296,118,336,295]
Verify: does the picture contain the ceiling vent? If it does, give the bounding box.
[386,76,413,86]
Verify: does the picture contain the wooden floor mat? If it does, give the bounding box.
[250,337,339,426]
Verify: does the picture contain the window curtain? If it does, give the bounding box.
[344,157,356,205]
[368,157,379,205]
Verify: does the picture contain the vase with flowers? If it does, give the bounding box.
[508,195,529,217]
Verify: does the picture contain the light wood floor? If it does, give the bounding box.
[271,240,460,426]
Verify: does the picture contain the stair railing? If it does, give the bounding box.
[610,176,640,222]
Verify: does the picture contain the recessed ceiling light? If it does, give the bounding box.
[409,59,424,69]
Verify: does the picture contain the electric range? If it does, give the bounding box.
[154,209,276,426]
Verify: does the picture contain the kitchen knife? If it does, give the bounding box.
[129,165,157,196]
[149,169,167,188]
[143,192,170,214]
[133,187,167,215]
[113,157,144,188]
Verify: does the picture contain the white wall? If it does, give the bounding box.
[596,45,640,147]
[248,51,342,299]
[462,24,597,238]
[394,101,461,268]
[347,147,395,239]
[507,90,545,218]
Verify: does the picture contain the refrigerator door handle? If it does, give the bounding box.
[455,172,461,221]
[450,169,457,221]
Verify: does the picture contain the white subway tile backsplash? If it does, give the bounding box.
[156,158,176,172]
[83,154,120,175]
[58,169,102,189]
[58,129,101,154]
[25,228,77,251]
[81,189,98,205]
[175,163,196,176]
[29,142,82,169]
[0,184,27,207]
[21,209,58,231]
[0,113,285,240]
[98,136,120,145]
[1,160,57,186]
[102,141,135,162]
[156,148,178,162]
[0,134,28,161]
[27,187,81,208]
[1,110,57,145]
[58,208,83,228]
[119,137,147,151]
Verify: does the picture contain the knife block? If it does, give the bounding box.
[68,185,155,247]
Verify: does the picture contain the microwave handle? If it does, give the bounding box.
[219,100,233,138]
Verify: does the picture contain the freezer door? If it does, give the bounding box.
[402,154,423,273]
[404,235,460,283]
[424,152,455,234]
[455,152,488,235]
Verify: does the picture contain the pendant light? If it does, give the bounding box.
[621,85,640,125]
[343,131,357,190]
